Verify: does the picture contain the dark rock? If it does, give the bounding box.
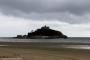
[27,26,68,39]
[16,26,68,39]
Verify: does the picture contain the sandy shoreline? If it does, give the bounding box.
[0,45,90,60]
[0,42,90,49]
[0,42,90,60]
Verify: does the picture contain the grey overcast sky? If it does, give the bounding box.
[0,0,90,37]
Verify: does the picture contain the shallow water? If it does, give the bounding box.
[62,45,90,49]
[0,37,90,43]
[0,37,90,49]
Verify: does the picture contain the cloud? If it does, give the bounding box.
[0,0,90,23]
[0,0,90,13]
[0,0,90,37]
[0,13,89,37]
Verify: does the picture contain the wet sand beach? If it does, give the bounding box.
[0,42,90,60]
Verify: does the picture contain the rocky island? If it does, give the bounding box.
[16,26,67,39]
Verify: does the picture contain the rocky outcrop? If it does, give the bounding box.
[16,26,67,39]
[27,26,67,39]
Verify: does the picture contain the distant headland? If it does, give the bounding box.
[15,26,68,39]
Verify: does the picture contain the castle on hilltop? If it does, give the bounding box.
[16,26,67,39]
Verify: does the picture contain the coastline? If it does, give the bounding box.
[0,42,90,60]
[0,42,90,49]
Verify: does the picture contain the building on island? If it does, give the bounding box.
[16,26,67,39]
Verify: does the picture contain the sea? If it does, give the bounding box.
[0,37,90,49]
[0,37,90,43]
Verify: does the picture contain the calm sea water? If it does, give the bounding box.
[0,37,90,43]
[0,37,90,49]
